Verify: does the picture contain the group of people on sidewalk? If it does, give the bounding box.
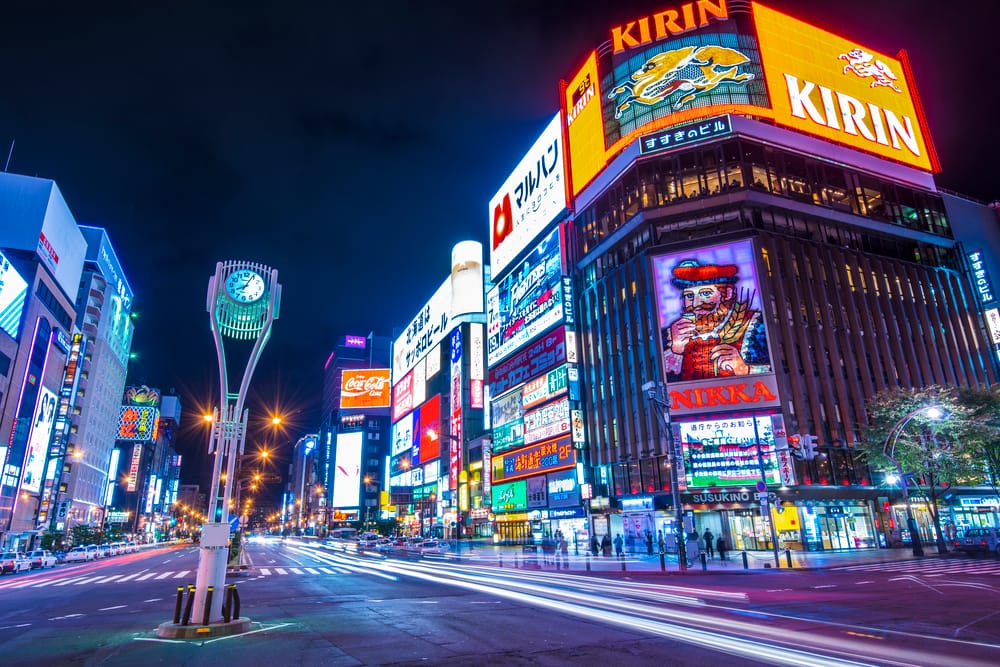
[586,528,729,562]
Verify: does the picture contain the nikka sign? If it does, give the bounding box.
[666,374,781,416]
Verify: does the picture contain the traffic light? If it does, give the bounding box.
[787,434,802,459]
[801,434,818,460]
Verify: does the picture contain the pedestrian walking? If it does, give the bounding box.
[703,528,715,558]
[590,535,600,557]
[558,534,568,569]
[601,534,612,557]
[716,535,727,561]
[613,533,624,558]
[657,530,665,553]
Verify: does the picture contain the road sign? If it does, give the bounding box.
[756,480,767,493]
[228,514,239,532]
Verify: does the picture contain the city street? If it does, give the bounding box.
[1,540,998,665]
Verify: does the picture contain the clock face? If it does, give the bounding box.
[225,269,266,304]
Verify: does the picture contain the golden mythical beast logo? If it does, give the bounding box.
[838,48,901,93]
[609,44,754,118]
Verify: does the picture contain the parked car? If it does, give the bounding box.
[65,546,91,562]
[1,551,31,574]
[418,539,449,555]
[85,545,100,560]
[954,527,1000,556]
[28,549,57,569]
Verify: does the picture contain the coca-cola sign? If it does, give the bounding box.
[340,369,391,409]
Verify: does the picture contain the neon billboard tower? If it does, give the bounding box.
[194,260,281,626]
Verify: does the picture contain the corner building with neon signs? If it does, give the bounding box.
[546,1,999,553]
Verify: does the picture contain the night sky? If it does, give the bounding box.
[2,1,997,480]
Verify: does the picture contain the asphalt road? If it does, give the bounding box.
[0,539,997,666]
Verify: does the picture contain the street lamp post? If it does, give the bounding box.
[642,381,687,572]
[883,405,944,557]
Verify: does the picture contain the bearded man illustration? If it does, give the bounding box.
[662,259,770,381]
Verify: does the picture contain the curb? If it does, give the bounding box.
[155,617,253,639]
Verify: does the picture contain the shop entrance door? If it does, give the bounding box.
[819,514,851,550]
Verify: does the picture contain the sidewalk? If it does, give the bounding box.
[443,540,949,574]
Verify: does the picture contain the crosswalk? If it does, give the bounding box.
[833,557,1000,576]
[3,565,353,590]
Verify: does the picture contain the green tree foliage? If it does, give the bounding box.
[954,385,1000,499]
[855,385,984,551]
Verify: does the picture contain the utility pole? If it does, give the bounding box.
[642,382,687,572]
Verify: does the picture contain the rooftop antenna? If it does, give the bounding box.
[4,139,13,172]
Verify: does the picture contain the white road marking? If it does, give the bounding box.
[136,572,158,581]
[98,605,127,611]
[143,598,162,602]
[73,576,105,586]
[304,568,319,575]
[259,568,271,575]
[93,575,122,584]
[319,567,335,575]
[117,573,141,582]
[48,613,84,620]
[811,585,837,589]
[53,576,87,587]
[154,572,173,580]
[172,570,189,579]
[290,568,304,575]
[274,567,287,575]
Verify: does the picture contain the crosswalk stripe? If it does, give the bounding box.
[319,567,335,575]
[304,568,319,574]
[53,576,88,586]
[154,571,173,580]
[74,576,104,585]
[136,572,158,581]
[173,570,189,579]
[290,568,304,575]
[259,568,271,575]
[117,573,141,582]
[93,575,122,584]
[274,567,287,575]
[30,578,62,588]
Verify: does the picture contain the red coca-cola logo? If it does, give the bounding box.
[344,374,389,395]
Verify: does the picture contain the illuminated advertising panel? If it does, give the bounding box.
[127,444,142,492]
[492,479,527,512]
[413,394,442,466]
[562,50,606,197]
[333,431,363,508]
[449,329,463,494]
[490,388,524,454]
[489,325,568,397]
[392,278,451,380]
[604,24,766,152]
[526,475,547,508]
[677,415,780,487]
[968,250,996,305]
[547,468,580,508]
[489,114,567,278]
[523,396,571,445]
[344,334,367,348]
[469,323,485,409]
[426,343,441,378]
[339,369,391,409]
[639,114,732,155]
[412,357,427,408]
[522,365,568,410]
[984,308,1000,345]
[391,413,414,456]
[0,250,28,339]
[21,386,57,493]
[391,370,414,422]
[451,241,485,316]
[487,228,565,366]
[753,3,935,171]
[651,239,777,414]
[118,406,160,442]
[492,434,576,484]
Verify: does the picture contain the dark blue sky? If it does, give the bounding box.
[2,1,997,471]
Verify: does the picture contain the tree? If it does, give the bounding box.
[855,386,984,552]
[954,386,1000,523]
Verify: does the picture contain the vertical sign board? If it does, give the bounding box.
[127,444,142,492]
[449,329,463,498]
[968,250,996,306]
[469,323,485,409]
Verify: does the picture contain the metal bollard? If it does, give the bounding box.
[586,553,591,571]
[173,586,184,624]
[741,550,749,570]
[621,554,626,572]
[659,551,666,572]
[785,548,793,568]
[202,586,214,626]
[498,554,503,568]
[515,554,520,569]
[231,585,241,620]
[701,552,708,571]
[181,585,195,626]
[222,586,232,623]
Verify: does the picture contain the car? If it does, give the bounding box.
[65,546,91,562]
[86,544,101,559]
[418,539,449,555]
[954,527,1000,555]
[28,549,57,569]
[0,551,31,574]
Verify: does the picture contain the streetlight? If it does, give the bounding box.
[642,381,687,572]
[883,405,945,557]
